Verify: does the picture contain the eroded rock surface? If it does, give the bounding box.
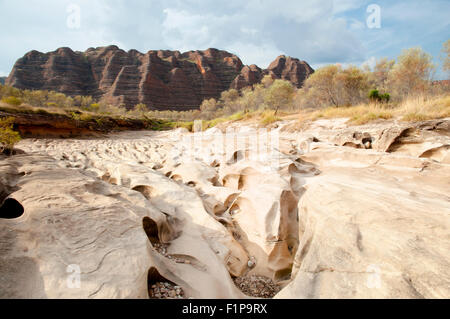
[1,118,449,299]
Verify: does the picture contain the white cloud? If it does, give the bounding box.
[332,0,367,14]
[0,0,447,77]
[361,56,377,70]
[160,0,366,67]
[225,42,285,69]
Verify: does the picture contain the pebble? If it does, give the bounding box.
[233,275,281,299]
[247,256,256,268]
[149,281,186,299]
[154,243,189,264]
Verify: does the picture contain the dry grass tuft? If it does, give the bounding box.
[260,110,281,125]
[307,103,394,124]
[397,94,450,122]
[300,93,450,125]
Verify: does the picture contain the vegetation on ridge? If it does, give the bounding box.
[0,41,449,135]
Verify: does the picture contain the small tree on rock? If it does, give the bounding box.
[0,117,21,155]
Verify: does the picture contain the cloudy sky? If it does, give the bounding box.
[0,0,449,78]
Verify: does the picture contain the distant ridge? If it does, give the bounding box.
[6,46,314,110]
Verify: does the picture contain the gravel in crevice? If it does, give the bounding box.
[153,243,191,264]
[233,275,281,298]
[149,282,186,299]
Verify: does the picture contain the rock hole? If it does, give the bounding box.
[227,150,244,165]
[222,174,240,189]
[229,203,240,216]
[274,267,292,281]
[147,267,185,299]
[210,160,220,168]
[132,185,154,200]
[218,219,230,227]
[231,230,241,241]
[208,175,221,187]
[186,181,196,187]
[343,142,362,149]
[101,173,118,185]
[142,217,160,245]
[152,163,163,170]
[171,174,182,183]
[238,175,245,190]
[0,198,24,219]
[224,193,239,209]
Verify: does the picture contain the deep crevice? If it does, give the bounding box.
[147,267,186,299]
[142,217,160,245]
[0,198,24,219]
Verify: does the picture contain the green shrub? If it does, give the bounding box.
[380,93,390,102]
[1,96,22,106]
[368,89,380,101]
[79,113,93,121]
[89,103,100,112]
[0,117,21,154]
[368,90,390,103]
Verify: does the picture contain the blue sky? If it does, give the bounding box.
[0,0,449,79]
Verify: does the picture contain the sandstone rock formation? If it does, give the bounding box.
[6,46,314,110]
[266,55,314,87]
[230,64,263,90]
[1,117,449,299]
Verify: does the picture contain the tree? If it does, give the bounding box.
[199,98,218,119]
[297,64,371,108]
[335,65,369,105]
[47,91,70,107]
[238,87,253,113]
[442,40,450,74]
[388,47,435,97]
[261,75,275,88]
[1,96,22,106]
[370,58,395,91]
[263,79,295,115]
[131,103,148,117]
[0,117,21,155]
[219,89,239,111]
[298,65,342,108]
[200,98,217,112]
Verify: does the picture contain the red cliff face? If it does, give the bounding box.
[6,47,314,110]
[266,55,315,88]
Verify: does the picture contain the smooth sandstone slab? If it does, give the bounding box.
[4,118,450,299]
